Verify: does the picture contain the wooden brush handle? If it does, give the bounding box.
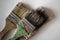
[0,19,16,40]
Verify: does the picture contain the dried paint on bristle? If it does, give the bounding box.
[25,9,48,30]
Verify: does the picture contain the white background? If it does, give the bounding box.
[0,0,60,40]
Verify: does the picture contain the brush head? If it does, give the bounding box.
[0,2,49,40]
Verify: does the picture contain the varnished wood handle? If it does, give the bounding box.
[0,19,16,40]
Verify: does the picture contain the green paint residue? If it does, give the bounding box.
[12,24,28,40]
